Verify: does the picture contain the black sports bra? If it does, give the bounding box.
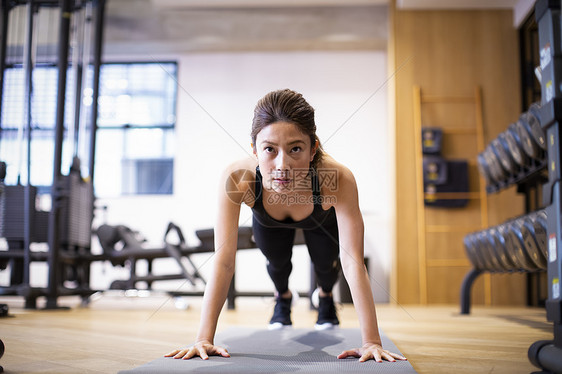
[251,166,337,230]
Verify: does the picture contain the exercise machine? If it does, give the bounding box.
[94,223,255,296]
[0,0,106,309]
[93,223,315,310]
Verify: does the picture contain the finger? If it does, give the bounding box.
[337,349,360,359]
[388,351,407,361]
[381,350,396,362]
[360,350,382,363]
[173,349,189,359]
[197,347,209,360]
[182,348,199,360]
[214,347,230,358]
[359,351,375,363]
[164,349,180,357]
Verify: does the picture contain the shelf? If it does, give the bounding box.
[441,128,478,135]
[426,225,484,233]
[413,85,489,305]
[427,259,471,267]
[421,95,475,104]
[424,192,482,200]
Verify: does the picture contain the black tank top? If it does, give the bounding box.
[251,166,337,230]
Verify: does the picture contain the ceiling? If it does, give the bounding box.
[103,0,390,55]
[101,0,535,56]
[144,0,534,27]
[149,0,388,7]
[147,0,523,10]
[396,0,520,9]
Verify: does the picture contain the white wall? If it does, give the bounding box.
[89,50,392,302]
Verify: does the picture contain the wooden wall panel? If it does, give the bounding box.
[490,273,529,305]
[427,266,477,304]
[426,231,472,260]
[393,7,528,305]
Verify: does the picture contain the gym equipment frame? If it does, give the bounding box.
[461,2,562,371]
[0,0,106,309]
[527,1,562,372]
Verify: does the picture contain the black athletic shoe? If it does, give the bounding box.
[268,296,292,330]
[315,295,339,330]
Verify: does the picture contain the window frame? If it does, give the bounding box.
[0,60,178,197]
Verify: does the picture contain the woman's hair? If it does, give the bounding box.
[251,89,324,168]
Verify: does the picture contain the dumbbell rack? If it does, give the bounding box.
[527,1,562,372]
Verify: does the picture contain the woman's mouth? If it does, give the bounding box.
[274,178,291,184]
[271,170,290,179]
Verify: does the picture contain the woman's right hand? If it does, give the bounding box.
[164,340,230,360]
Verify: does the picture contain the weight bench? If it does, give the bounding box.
[95,223,313,309]
[95,222,256,308]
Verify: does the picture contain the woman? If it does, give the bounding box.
[165,89,406,363]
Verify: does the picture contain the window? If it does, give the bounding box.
[0,65,77,192]
[94,62,177,196]
[0,61,178,197]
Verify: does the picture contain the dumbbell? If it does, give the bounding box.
[468,232,488,271]
[521,213,547,270]
[492,135,519,176]
[533,210,548,261]
[506,218,540,272]
[495,224,521,270]
[464,234,485,270]
[482,229,510,272]
[527,103,547,152]
[516,111,543,161]
[477,153,494,186]
[504,123,530,169]
[483,145,507,183]
[501,222,524,271]
[489,226,518,271]
[473,231,493,271]
[474,231,502,272]
[466,232,489,271]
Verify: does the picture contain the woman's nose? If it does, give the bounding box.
[274,152,289,171]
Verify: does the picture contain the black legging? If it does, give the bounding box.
[252,215,341,295]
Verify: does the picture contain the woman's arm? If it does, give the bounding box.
[165,164,252,360]
[332,165,406,363]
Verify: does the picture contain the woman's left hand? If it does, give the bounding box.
[337,343,407,362]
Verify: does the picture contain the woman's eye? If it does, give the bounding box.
[264,147,274,153]
[291,146,302,153]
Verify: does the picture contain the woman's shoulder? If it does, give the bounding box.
[223,157,258,175]
[220,157,259,206]
[317,154,355,182]
[316,155,358,208]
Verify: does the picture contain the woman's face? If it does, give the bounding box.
[253,121,317,193]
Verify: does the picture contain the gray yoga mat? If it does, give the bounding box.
[119,327,416,374]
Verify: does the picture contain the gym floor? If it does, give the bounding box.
[0,295,553,374]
